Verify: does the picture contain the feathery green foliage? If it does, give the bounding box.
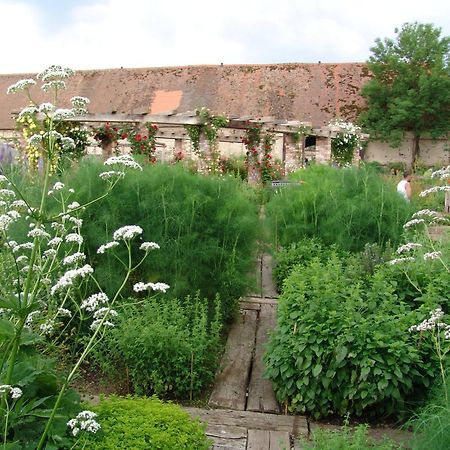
[266,165,412,251]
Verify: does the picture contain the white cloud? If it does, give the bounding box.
[0,0,449,73]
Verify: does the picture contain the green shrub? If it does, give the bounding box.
[302,424,402,449]
[264,254,432,419]
[273,237,349,292]
[65,159,259,322]
[266,165,412,251]
[92,294,222,399]
[79,396,210,449]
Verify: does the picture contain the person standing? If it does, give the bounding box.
[397,171,412,202]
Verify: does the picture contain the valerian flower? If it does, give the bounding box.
[423,251,442,260]
[51,264,93,295]
[403,218,425,229]
[97,241,119,254]
[113,225,143,241]
[388,257,415,265]
[80,292,109,312]
[67,410,100,437]
[0,385,23,399]
[104,154,143,171]
[139,242,160,251]
[7,79,36,94]
[133,281,170,293]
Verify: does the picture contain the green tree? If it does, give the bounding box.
[359,22,450,169]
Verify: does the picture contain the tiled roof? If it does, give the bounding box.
[0,63,371,130]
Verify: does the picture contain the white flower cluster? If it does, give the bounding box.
[139,242,160,251]
[0,189,16,198]
[419,186,450,197]
[80,292,109,312]
[65,233,83,245]
[57,307,72,318]
[42,80,66,92]
[431,165,450,180]
[48,236,63,247]
[90,307,118,330]
[113,225,143,241]
[104,154,143,171]
[97,241,119,254]
[63,252,86,266]
[39,102,55,113]
[38,65,75,81]
[68,202,81,210]
[27,227,51,239]
[18,106,38,118]
[39,319,55,336]
[61,136,76,150]
[0,384,23,399]
[67,410,101,437]
[28,134,43,147]
[7,78,36,94]
[133,282,170,293]
[70,96,90,107]
[53,108,75,120]
[409,307,450,339]
[0,214,13,232]
[396,242,422,254]
[51,264,93,295]
[423,251,442,261]
[403,218,425,229]
[99,170,125,180]
[412,209,440,219]
[388,257,415,265]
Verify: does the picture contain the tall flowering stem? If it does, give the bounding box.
[2,66,166,448]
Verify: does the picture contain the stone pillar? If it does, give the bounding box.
[283,134,302,173]
[315,136,332,164]
[174,138,183,161]
[101,141,115,161]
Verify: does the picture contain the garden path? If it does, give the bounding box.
[185,249,413,450]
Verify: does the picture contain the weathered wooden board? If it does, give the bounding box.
[269,430,291,450]
[209,309,258,410]
[250,253,263,298]
[240,301,261,311]
[247,429,270,450]
[206,424,247,450]
[247,304,280,413]
[183,408,308,435]
[243,296,278,305]
[261,253,278,298]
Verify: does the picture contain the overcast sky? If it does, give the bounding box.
[1,0,449,74]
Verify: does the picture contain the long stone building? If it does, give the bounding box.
[0,63,448,166]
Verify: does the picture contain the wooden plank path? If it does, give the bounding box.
[184,408,307,450]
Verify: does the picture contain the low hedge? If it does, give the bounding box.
[79,396,210,449]
[92,294,222,399]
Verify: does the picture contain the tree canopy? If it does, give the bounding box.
[359,22,450,168]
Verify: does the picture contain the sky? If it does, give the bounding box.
[0,0,449,74]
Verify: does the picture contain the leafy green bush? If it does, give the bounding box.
[80,396,210,449]
[264,254,432,419]
[266,165,412,251]
[92,294,222,399]
[273,237,349,292]
[65,159,259,322]
[0,351,81,449]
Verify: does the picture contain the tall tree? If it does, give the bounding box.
[359,22,450,168]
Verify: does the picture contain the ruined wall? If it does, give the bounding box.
[365,134,449,167]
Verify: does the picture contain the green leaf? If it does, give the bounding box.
[312,364,322,377]
[0,318,15,338]
[360,366,370,380]
[335,346,348,364]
